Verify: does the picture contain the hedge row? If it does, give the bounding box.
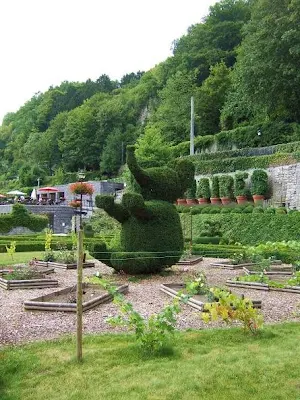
[171,121,300,158]
[0,204,48,233]
[178,204,289,215]
[189,213,300,246]
[0,238,104,253]
[187,152,300,175]
[191,244,244,258]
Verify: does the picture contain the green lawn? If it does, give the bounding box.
[1,323,300,399]
[0,251,95,266]
[0,251,44,266]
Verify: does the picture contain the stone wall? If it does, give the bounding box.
[195,162,300,209]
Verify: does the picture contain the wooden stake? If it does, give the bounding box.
[76,227,84,362]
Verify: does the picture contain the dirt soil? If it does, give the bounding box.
[1,257,300,347]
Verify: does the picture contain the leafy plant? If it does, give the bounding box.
[196,178,211,199]
[250,169,269,196]
[202,288,263,334]
[219,175,234,199]
[185,272,208,295]
[5,241,16,261]
[44,229,55,262]
[98,279,184,354]
[234,171,249,197]
[4,267,42,280]
[211,175,220,198]
[200,220,222,237]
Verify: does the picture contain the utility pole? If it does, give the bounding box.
[190,96,195,156]
[37,177,41,189]
[121,141,124,165]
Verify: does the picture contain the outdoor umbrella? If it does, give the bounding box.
[38,187,59,192]
[6,190,26,196]
[30,188,37,200]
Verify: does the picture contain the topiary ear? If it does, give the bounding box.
[169,159,195,196]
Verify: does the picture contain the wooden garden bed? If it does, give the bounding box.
[24,283,129,312]
[160,283,262,310]
[0,274,58,290]
[243,265,293,277]
[210,261,256,270]
[0,266,55,276]
[176,256,203,266]
[35,261,95,270]
[226,279,300,294]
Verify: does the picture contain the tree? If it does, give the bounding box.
[195,62,231,135]
[135,125,172,168]
[222,0,300,126]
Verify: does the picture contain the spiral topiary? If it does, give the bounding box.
[90,145,195,274]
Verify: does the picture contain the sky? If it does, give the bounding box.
[0,0,217,124]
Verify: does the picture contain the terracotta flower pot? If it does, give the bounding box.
[198,198,209,205]
[252,194,264,204]
[210,197,221,205]
[186,199,198,205]
[177,198,187,205]
[236,195,247,204]
[221,197,231,205]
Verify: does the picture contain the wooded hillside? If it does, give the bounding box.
[1,0,299,189]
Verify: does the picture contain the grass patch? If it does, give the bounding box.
[0,252,44,266]
[0,251,96,266]
[1,323,300,399]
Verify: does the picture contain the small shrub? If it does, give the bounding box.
[196,178,211,199]
[250,169,269,196]
[99,279,184,354]
[202,288,263,334]
[211,175,220,198]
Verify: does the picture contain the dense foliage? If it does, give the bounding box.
[92,147,195,274]
[1,0,300,191]
[0,204,48,234]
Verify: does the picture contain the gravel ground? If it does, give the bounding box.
[1,258,300,347]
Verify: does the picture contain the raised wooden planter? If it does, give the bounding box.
[24,283,129,312]
[226,279,269,291]
[210,261,256,270]
[226,278,300,294]
[0,266,55,276]
[160,283,261,310]
[176,256,203,266]
[35,261,95,270]
[243,265,293,277]
[0,274,58,290]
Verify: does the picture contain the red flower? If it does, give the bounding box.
[69,200,82,208]
[69,182,94,195]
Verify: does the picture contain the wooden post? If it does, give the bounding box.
[76,227,84,362]
[77,192,84,362]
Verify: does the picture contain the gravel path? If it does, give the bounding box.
[1,258,300,347]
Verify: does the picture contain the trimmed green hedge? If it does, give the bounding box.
[187,152,300,175]
[192,244,245,258]
[0,204,48,233]
[0,238,104,253]
[171,122,300,158]
[190,213,300,245]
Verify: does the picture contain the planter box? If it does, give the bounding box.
[176,256,203,266]
[227,279,300,294]
[35,261,95,270]
[210,261,256,270]
[24,283,129,312]
[243,265,293,277]
[160,283,261,310]
[226,279,269,291]
[0,274,58,290]
[0,266,55,276]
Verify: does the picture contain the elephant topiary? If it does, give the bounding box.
[91,145,195,274]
